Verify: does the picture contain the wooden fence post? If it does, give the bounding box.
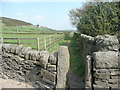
[44,36,47,50]
[49,35,51,50]
[17,38,20,45]
[54,35,55,46]
[37,38,40,51]
[0,37,3,44]
[57,35,59,42]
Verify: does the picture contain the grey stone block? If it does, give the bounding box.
[94,81,109,88]
[41,69,56,83]
[95,69,110,73]
[109,84,119,88]
[29,51,40,60]
[2,44,10,53]
[110,69,120,75]
[41,78,56,86]
[38,51,49,69]
[21,47,32,55]
[25,51,31,60]
[94,72,110,79]
[93,84,109,89]
[111,76,119,79]
[23,65,33,70]
[9,44,18,53]
[94,34,119,51]
[47,64,56,72]
[48,52,57,65]
[85,55,92,88]
[15,45,24,55]
[16,71,25,76]
[93,51,118,69]
[56,46,70,88]
[109,79,118,84]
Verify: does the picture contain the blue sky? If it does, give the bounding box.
[1,2,84,30]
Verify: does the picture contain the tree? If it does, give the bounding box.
[69,2,120,37]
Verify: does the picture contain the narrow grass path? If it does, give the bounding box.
[61,36,85,89]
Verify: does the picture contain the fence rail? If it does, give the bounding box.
[3,38,36,39]
[0,34,64,51]
[2,32,64,35]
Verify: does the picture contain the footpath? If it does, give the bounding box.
[64,39,85,89]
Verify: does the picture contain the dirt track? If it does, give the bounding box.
[0,78,34,90]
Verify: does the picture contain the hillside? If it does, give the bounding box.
[0,17,59,33]
[0,17,33,26]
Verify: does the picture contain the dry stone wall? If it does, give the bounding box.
[75,32,120,89]
[0,44,70,89]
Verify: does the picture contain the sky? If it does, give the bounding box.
[0,1,86,30]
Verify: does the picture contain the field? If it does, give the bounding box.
[1,26,66,52]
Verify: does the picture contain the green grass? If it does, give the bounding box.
[57,32,85,77]
[70,36,85,77]
[1,26,65,53]
[2,26,57,33]
[3,33,55,38]
[2,26,62,39]
[3,35,65,52]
